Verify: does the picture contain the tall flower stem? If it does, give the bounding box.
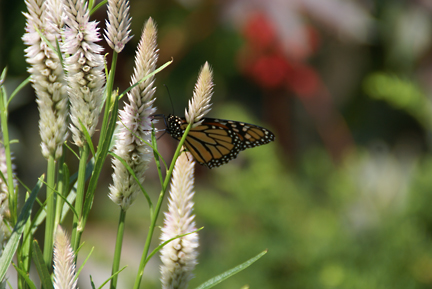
[43,154,56,267]
[71,143,90,254]
[133,123,193,289]
[100,52,118,144]
[0,90,16,225]
[110,208,126,289]
[54,152,67,229]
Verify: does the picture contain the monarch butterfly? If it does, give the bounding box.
[164,114,275,168]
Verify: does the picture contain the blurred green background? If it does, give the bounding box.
[3,0,432,288]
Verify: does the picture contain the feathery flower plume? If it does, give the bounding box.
[104,0,133,53]
[63,0,105,147]
[160,151,199,289]
[109,18,158,209]
[46,0,66,35]
[22,0,68,159]
[185,62,214,127]
[53,226,77,289]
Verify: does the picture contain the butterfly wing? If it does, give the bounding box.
[166,115,275,168]
[181,120,243,168]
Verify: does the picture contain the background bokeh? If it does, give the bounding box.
[3,0,432,288]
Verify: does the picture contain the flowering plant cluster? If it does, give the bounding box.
[0,0,268,288]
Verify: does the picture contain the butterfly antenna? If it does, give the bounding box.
[163,84,175,115]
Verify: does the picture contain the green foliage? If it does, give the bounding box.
[363,72,432,129]
[188,106,432,288]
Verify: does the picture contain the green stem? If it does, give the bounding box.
[110,209,126,289]
[133,123,193,289]
[71,144,90,255]
[54,151,66,229]
[73,52,119,255]
[99,52,117,146]
[43,155,56,268]
[0,88,17,225]
[20,192,32,289]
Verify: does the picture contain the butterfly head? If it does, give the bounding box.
[166,114,184,139]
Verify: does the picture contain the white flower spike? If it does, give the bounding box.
[105,0,133,52]
[160,151,199,289]
[63,0,106,147]
[109,18,158,209]
[185,61,214,127]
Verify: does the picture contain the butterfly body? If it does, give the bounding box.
[165,115,275,168]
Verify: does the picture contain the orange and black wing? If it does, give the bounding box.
[166,115,275,168]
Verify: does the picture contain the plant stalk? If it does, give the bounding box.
[110,208,126,289]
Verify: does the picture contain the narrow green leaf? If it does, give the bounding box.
[79,118,95,157]
[0,176,43,281]
[55,38,64,66]
[89,0,107,15]
[145,227,203,265]
[118,59,173,100]
[34,26,58,57]
[21,192,33,273]
[75,247,94,280]
[54,187,78,218]
[90,275,96,289]
[193,250,268,289]
[117,118,167,169]
[82,95,118,226]
[8,76,31,108]
[0,170,6,187]
[31,240,54,289]
[12,263,37,289]
[0,67,7,83]
[97,266,127,289]
[109,151,152,207]
[65,142,80,160]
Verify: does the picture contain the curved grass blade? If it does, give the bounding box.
[193,250,268,289]
[90,0,107,15]
[97,265,127,289]
[145,227,203,266]
[118,59,172,100]
[8,76,31,107]
[75,247,94,280]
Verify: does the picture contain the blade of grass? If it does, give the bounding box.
[193,250,268,289]
[145,227,203,266]
[79,119,95,157]
[32,240,54,289]
[7,76,31,107]
[89,0,106,15]
[75,247,94,280]
[12,263,37,289]
[118,59,172,100]
[81,96,118,232]
[65,142,80,160]
[109,152,152,208]
[0,176,43,281]
[101,266,127,289]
